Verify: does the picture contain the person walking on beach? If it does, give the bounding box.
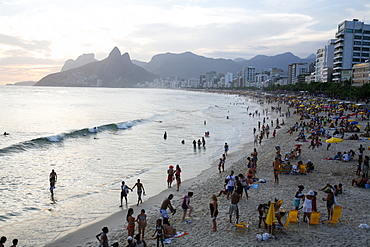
[136,209,147,240]
[229,191,240,224]
[273,158,281,184]
[167,165,175,188]
[164,131,167,140]
[181,192,194,220]
[96,227,109,247]
[175,165,182,191]
[210,194,218,231]
[224,143,229,155]
[160,194,175,220]
[120,181,132,206]
[225,170,235,200]
[202,137,206,147]
[127,208,135,237]
[293,185,305,210]
[132,179,145,206]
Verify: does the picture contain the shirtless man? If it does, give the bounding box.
[160,194,175,220]
[49,169,57,188]
[167,166,175,188]
[229,191,240,224]
[132,179,146,206]
[272,158,281,184]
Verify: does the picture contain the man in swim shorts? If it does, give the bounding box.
[160,194,175,220]
[229,191,240,224]
[132,179,145,206]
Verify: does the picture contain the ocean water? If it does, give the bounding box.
[0,86,263,246]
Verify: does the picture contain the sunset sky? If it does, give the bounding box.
[0,0,369,85]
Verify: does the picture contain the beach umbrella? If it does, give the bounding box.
[348,119,355,122]
[265,202,276,227]
[358,112,366,115]
[349,113,357,116]
[333,116,341,119]
[299,105,305,107]
[341,116,349,119]
[326,138,344,143]
[350,121,359,125]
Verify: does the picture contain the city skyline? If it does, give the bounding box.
[0,0,369,85]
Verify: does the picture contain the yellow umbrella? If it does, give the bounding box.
[265,202,276,226]
[326,137,344,143]
[348,119,355,122]
[299,105,305,107]
[358,112,366,115]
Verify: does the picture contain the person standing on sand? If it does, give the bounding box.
[229,191,240,224]
[167,165,175,188]
[202,137,206,147]
[210,194,218,231]
[224,143,229,155]
[136,209,147,240]
[120,181,132,206]
[181,192,194,220]
[175,165,182,191]
[160,194,176,220]
[273,158,281,184]
[323,189,335,220]
[293,185,305,210]
[96,227,109,247]
[225,170,235,200]
[127,208,135,237]
[164,131,167,140]
[132,179,145,206]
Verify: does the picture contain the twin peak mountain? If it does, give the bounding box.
[35,47,314,87]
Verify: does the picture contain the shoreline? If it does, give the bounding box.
[45,94,265,246]
[48,94,370,247]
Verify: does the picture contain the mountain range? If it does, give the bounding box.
[34,47,315,87]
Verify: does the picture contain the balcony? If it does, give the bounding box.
[334,49,343,54]
[333,61,342,66]
[334,54,343,59]
[336,31,344,38]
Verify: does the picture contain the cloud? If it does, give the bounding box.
[0,33,51,51]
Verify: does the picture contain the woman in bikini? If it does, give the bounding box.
[126,208,135,237]
[175,165,182,191]
[152,219,164,247]
[210,194,219,231]
[136,209,147,240]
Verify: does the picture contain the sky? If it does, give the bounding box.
[0,0,369,85]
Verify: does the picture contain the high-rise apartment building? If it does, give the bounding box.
[315,39,335,82]
[287,63,309,84]
[333,19,370,83]
[243,66,256,87]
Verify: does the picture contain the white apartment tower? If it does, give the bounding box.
[315,39,335,82]
[333,19,370,83]
[243,66,256,87]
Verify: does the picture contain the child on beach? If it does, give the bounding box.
[136,209,147,240]
[302,191,314,223]
[293,185,305,210]
[96,227,109,247]
[210,194,218,231]
[152,219,164,247]
[181,192,194,220]
[127,208,135,237]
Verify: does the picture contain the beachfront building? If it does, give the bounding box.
[287,63,309,84]
[333,19,370,83]
[243,66,256,87]
[352,62,370,86]
[315,39,335,82]
[224,72,233,87]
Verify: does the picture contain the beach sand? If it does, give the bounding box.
[47,96,370,247]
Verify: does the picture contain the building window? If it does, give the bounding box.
[363,47,370,51]
[363,42,370,46]
[353,58,360,62]
[353,52,361,56]
[362,53,369,57]
[354,35,362,39]
[346,29,353,33]
[363,36,370,40]
[355,29,362,33]
[354,41,361,45]
[364,30,370,34]
[354,47,361,51]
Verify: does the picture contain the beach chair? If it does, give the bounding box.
[309,212,321,225]
[276,215,290,234]
[328,205,342,225]
[289,210,299,223]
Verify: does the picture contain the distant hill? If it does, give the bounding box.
[235,52,315,71]
[6,81,36,86]
[61,53,97,72]
[133,52,315,79]
[35,47,158,87]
